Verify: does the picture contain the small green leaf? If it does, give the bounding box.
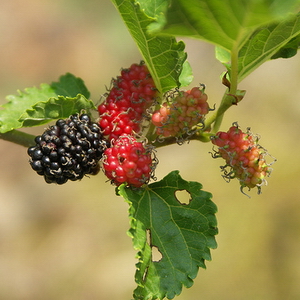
[51,72,90,99]
[215,47,231,66]
[179,61,194,88]
[111,0,190,93]
[119,170,218,300]
[0,73,91,133]
[19,94,95,127]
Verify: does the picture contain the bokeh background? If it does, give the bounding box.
[1,1,300,299]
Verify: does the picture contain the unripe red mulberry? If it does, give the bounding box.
[211,123,275,194]
[151,86,209,138]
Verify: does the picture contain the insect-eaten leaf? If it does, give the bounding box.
[119,170,218,300]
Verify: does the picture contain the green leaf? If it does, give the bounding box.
[179,61,194,88]
[136,0,300,84]
[19,94,95,127]
[216,14,300,82]
[119,170,218,300]
[137,0,169,19]
[237,13,300,81]
[0,73,92,133]
[111,0,192,93]
[51,72,90,99]
[152,0,300,52]
[271,34,300,59]
[215,47,231,67]
[0,84,57,133]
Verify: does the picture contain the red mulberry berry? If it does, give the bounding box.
[211,123,275,194]
[98,62,158,141]
[152,86,209,138]
[102,134,155,187]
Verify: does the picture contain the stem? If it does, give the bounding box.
[0,130,36,147]
[145,121,157,142]
[150,130,215,148]
[203,91,236,134]
[203,47,240,134]
[151,135,195,148]
[229,47,239,95]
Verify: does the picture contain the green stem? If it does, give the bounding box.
[151,135,195,148]
[145,121,157,142]
[203,90,236,133]
[0,130,35,148]
[229,47,239,95]
[203,48,240,134]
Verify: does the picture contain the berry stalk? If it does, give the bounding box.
[204,89,245,134]
[204,91,233,133]
[228,47,239,96]
[0,129,36,148]
[203,49,243,134]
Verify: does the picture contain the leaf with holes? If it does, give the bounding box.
[119,170,218,300]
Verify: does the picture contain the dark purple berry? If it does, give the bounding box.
[28,113,109,184]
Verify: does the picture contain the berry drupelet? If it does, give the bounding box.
[28,114,109,184]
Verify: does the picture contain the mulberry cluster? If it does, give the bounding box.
[151,86,209,138]
[211,124,274,193]
[98,62,158,141]
[102,134,155,187]
[28,114,109,184]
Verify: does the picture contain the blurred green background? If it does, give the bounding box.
[1,0,300,299]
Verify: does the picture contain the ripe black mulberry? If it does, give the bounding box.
[28,113,109,184]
